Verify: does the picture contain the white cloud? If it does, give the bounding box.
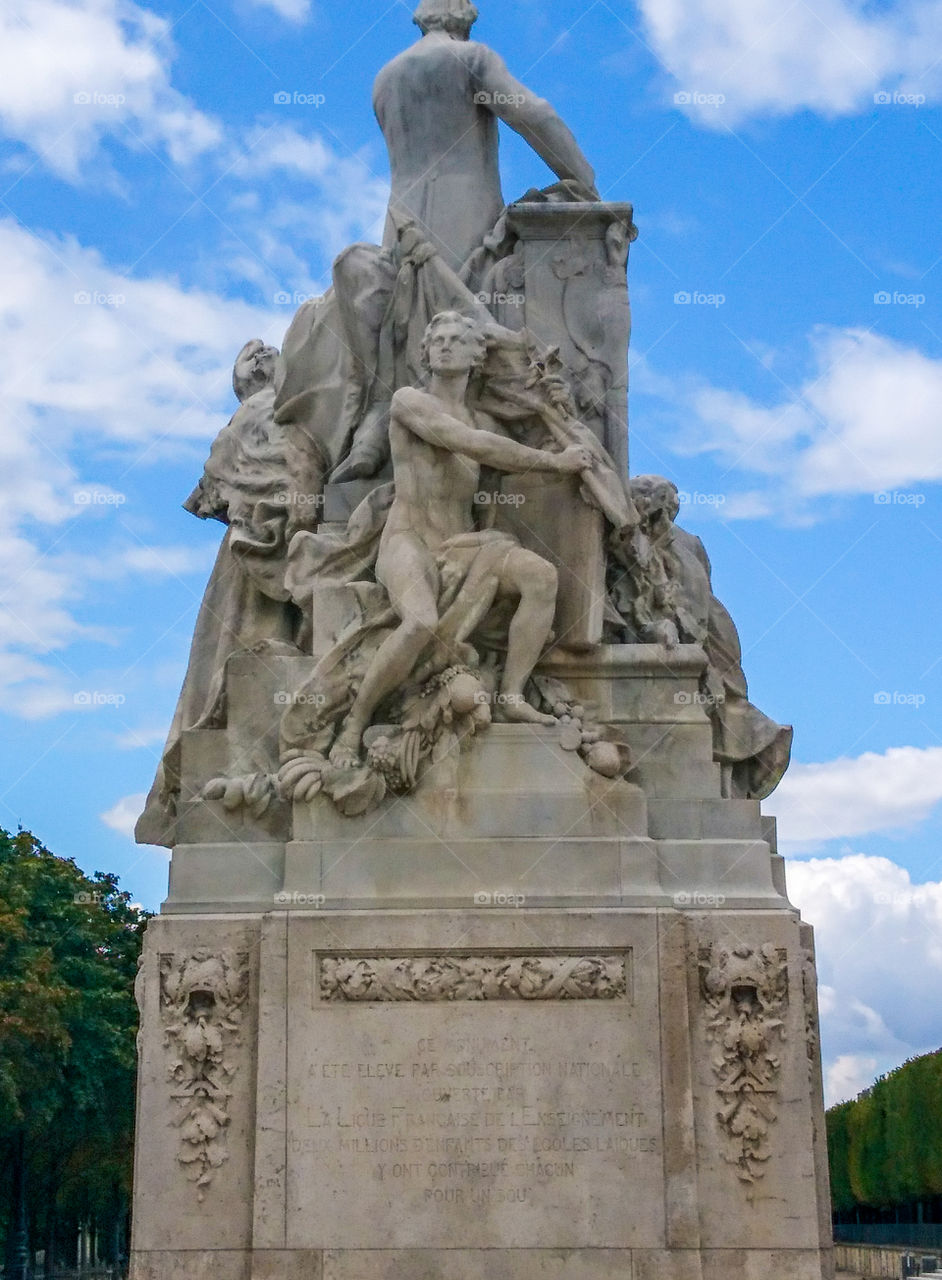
[638,0,942,124]
[230,125,389,287]
[771,745,942,850]
[0,0,221,179]
[0,216,280,717]
[825,1053,879,1106]
[789,854,942,1102]
[246,0,311,20]
[101,791,147,838]
[666,328,942,515]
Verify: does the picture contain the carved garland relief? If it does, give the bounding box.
[159,950,250,1201]
[699,942,789,1184]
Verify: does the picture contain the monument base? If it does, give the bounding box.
[130,903,834,1280]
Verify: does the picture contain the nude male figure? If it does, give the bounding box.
[373,0,600,272]
[330,312,593,766]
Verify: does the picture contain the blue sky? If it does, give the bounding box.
[0,0,940,1104]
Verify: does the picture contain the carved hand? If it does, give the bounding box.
[555,444,594,474]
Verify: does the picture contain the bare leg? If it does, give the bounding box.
[330,536,440,766]
[496,550,558,726]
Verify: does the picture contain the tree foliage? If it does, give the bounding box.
[828,1049,942,1214]
[0,827,150,1267]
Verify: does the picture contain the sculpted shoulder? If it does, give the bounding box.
[373,37,489,106]
[391,386,429,414]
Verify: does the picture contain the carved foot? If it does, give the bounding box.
[497,696,557,727]
[329,730,364,769]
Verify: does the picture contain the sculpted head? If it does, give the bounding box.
[630,475,681,529]
[421,312,488,377]
[413,0,478,39]
[233,340,279,402]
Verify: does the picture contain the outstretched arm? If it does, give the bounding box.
[393,389,590,476]
[474,47,599,197]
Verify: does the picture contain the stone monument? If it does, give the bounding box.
[130,4,834,1278]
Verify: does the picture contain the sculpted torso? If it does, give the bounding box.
[380,389,487,561]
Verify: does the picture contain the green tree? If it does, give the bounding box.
[0,828,150,1277]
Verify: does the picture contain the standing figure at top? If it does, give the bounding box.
[374,0,600,272]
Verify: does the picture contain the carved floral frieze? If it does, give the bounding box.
[320,954,629,1003]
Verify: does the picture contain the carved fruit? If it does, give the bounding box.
[449,673,484,716]
[585,741,624,778]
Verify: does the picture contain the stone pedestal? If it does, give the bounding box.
[130,646,834,1280]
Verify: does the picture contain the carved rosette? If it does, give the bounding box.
[698,942,789,1184]
[320,954,628,1003]
[159,950,249,1201]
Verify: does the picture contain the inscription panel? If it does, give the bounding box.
[286,953,664,1250]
